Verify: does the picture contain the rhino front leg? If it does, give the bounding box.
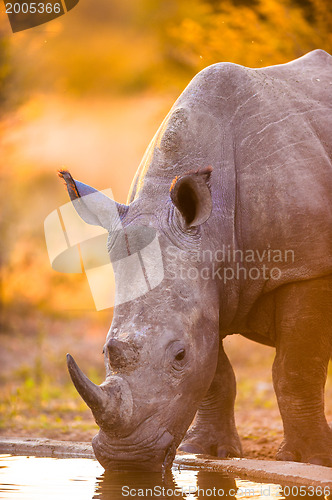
[178,341,242,458]
[273,276,332,466]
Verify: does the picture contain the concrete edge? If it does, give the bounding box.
[0,437,95,459]
[1,438,332,488]
[174,455,332,488]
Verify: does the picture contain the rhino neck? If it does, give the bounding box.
[128,102,221,201]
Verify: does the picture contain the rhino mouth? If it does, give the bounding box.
[92,428,175,472]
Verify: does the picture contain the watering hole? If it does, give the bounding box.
[0,455,330,500]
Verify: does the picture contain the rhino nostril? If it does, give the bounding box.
[107,339,138,370]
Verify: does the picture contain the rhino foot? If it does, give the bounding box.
[179,443,241,458]
[276,437,332,467]
[178,425,242,458]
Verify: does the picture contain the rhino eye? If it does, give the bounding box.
[175,349,185,362]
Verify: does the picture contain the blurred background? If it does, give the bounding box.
[1,0,332,457]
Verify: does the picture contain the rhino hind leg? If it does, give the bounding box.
[178,342,242,458]
[273,275,332,467]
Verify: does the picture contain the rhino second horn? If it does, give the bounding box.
[66,354,133,434]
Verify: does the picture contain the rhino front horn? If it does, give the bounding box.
[66,353,108,412]
[66,354,133,434]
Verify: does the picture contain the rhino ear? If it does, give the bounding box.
[58,170,128,230]
[170,166,213,227]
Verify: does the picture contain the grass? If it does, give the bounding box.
[0,314,105,440]
[0,367,98,437]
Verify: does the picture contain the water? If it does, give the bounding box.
[0,455,328,500]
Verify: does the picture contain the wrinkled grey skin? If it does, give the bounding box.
[63,49,332,471]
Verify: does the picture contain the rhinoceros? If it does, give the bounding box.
[60,49,332,471]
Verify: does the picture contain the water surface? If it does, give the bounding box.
[0,454,328,500]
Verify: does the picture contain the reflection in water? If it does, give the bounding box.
[94,470,237,500]
[93,470,181,500]
[1,455,330,500]
[0,455,103,499]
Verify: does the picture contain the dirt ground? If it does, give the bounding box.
[4,312,332,462]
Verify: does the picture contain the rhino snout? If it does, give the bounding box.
[106,338,139,371]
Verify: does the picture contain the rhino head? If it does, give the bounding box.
[59,162,220,472]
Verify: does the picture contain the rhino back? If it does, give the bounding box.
[129,50,332,286]
[230,50,332,285]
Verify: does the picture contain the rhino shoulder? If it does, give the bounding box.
[190,61,252,94]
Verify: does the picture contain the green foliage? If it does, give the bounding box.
[3,0,331,100]
[0,362,97,435]
[165,0,332,73]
